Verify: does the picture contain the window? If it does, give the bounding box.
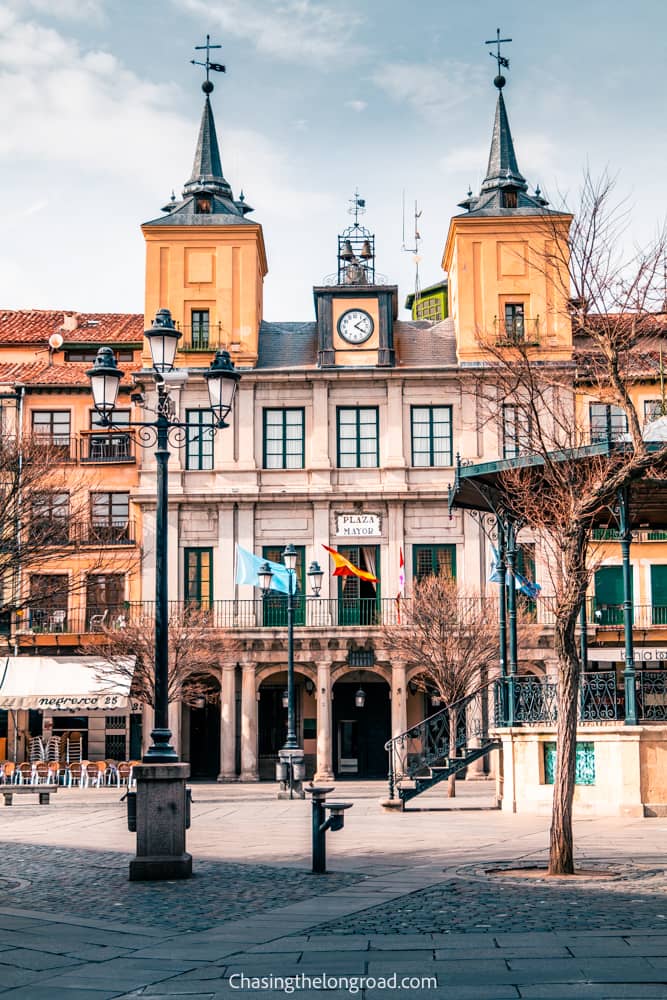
[29,574,68,631]
[65,349,134,363]
[651,565,667,626]
[504,302,525,340]
[31,411,70,456]
[337,545,380,625]
[88,409,130,462]
[86,573,125,628]
[411,406,452,467]
[186,410,214,470]
[30,492,69,546]
[262,545,305,626]
[544,742,595,785]
[184,548,212,609]
[594,565,630,626]
[263,409,305,470]
[413,544,456,582]
[337,407,379,468]
[503,405,532,458]
[415,296,444,321]
[590,403,628,443]
[90,493,130,544]
[191,310,210,349]
[503,190,518,209]
[644,399,665,425]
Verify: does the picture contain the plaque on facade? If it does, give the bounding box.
[336,513,381,537]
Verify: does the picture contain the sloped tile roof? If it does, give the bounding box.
[0,310,144,346]
[0,361,141,388]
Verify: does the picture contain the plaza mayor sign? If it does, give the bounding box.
[336,513,381,537]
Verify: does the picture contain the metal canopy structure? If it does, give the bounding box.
[449,442,667,530]
[448,441,667,728]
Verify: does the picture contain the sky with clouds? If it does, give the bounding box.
[1,0,665,320]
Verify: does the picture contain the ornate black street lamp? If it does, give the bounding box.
[87,308,239,763]
[259,552,323,751]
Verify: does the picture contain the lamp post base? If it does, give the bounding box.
[129,763,192,881]
[276,747,306,799]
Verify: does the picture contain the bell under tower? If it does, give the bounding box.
[142,37,267,368]
[442,32,573,365]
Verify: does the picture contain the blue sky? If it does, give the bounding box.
[1,0,665,320]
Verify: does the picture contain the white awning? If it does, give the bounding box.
[0,656,133,711]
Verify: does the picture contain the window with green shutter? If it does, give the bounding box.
[337,407,379,468]
[412,544,456,582]
[411,406,453,467]
[650,565,667,625]
[184,548,213,608]
[262,545,305,625]
[594,566,630,625]
[263,409,305,469]
[186,410,214,470]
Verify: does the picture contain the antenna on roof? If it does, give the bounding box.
[401,193,423,305]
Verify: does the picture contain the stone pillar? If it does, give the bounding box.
[219,664,237,781]
[315,661,334,781]
[240,662,259,781]
[391,662,408,737]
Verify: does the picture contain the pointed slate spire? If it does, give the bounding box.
[182,87,232,199]
[480,88,527,195]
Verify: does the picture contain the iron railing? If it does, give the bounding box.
[638,671,667,721]
[506,671,619,725]
[79,431,135,463]
[494,317,540,346]
[385,680,497,799]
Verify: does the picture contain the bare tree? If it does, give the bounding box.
[89,606,241,708]
[385,575,502,797]
[476,172,667,873]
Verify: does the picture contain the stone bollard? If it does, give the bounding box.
[129,763,192,881]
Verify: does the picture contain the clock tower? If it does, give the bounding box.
[314,194,397,368]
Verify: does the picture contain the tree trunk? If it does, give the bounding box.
[549,612,581,875]
[447,707,457,798]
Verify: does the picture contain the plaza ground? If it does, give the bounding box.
[0,780,666,997]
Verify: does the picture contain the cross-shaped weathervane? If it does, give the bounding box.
[485,27,512,76]
[191,34,226,86]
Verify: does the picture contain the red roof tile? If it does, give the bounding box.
[0,361,142,388]
[0,310,144,346]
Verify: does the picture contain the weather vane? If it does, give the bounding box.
[485,28,512,89]
[191,34,226,93]
[348,189,366,227]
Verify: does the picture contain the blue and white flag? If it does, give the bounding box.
[489,547,541,598]
[235,544,293,594]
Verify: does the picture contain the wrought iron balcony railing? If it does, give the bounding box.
[79,431,135,463]
[494,317,540,346]
[26,520,135,548]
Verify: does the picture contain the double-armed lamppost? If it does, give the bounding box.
[258,548,323,754]
[86,308,239,880]
[87,307,239,763]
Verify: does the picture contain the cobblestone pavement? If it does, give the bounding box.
[0,783,666,998]
[309,862,667,936]
[0,842,364,931]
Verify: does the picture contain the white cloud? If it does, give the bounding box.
[372,60,483,120]
[345,99,367,113]
[6,0,106,20]
[174,0,366,65]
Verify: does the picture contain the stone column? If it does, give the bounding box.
[219,664,237,781]
[240,662,259,781]
[315,661,334,781]
[391,662,408,737]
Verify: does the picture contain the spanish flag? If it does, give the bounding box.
[323,545,378,583]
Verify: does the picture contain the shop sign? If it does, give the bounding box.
[336,513,381,537]
[37,694,127,710]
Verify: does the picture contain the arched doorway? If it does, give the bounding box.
[183,673,221,779]
[257,670,316,780]
[332,671,390,779]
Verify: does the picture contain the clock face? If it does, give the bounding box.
[338,308,374,344]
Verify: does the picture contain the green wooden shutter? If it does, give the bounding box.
[651,565,667,625]
[594,566,626,625]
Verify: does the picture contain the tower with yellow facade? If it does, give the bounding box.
[142,75,267,368]
[443,70,573,365]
